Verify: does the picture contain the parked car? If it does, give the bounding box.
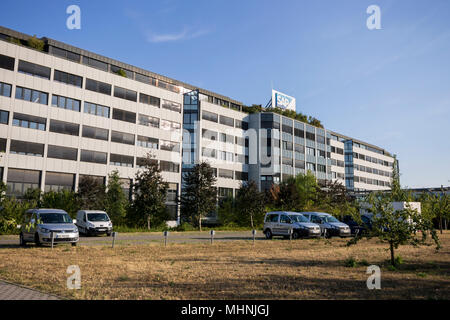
[342,214,373,235]
[301,212,351,238]
[20,209,79,246]
[263,211,321,239]
[75,210,113,236]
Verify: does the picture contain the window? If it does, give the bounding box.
[295,144,305,153]
[139,93,160,107]
[0,110,9,124]
[138,114,159,128]
[318,149,326,158]
[235,136,245,146]
[53,70,82,88]
[12,113,46,130]
[85,78,111,95]
[112,108,136,123]
[51,94,80,112]
[235,171,248,181]
[136,157,158,168]
[110,154,134,168]
[0,138,6,152]
[235,120,248,129]
[202,147,216,158]
[45,172,75,192]
[51,47,81,62]
[160,161,180,173]
[166,183,178,202]
[10,140,44,156]
[317,135,325,144]
[110,65,133,79]
[219,187,233,199]
[202,129,218,141]
[306,131,315,141]
[50,119,79,136]
[306,147,315,156]
[295,160,305,169]
[0,54,15,71]
[80,150,107,164]
[219,115,234,127]
[6,169,41,197]
[219,169,233,179]
[162,99,181,113]
[294,128,305,137]
[47,145,78,161]
[219,151,234,162]
[317,164,326,173]
[82,56,108,71]
[282,125,293,134]
[18,60,50,79]
[306,162,316,171]
[137,135,158,149]
[84,102,110,118]
[111,130,135,145]
[160,140,180,152]
[15,86,48,105]
[282,141,293,151]
[160,119,181,133]
[82,125,109,141]
[114,86,137,102]
[136,73,152,85]
[202,110,218,123]
[220,133,234,144]
[0,82,12,97]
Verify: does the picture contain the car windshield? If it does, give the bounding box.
[321,215,340,223]
[39,212,72,224]
[87,213,109,222]
[289,215,309,223]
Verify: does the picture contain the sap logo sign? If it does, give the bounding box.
[276,93,292,109]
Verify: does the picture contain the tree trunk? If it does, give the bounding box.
[250,214,254,229]
[147,215,151,230]
[390,242,395,266]
[439,216,443,234]
[198,216,202,232]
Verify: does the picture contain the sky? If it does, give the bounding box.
[0,0,449,188]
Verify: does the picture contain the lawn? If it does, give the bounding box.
[0,231,448,300]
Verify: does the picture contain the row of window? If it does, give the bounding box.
[354,164,392,177]
[352,152,392,167]
[353,176,391,187]
[201,110,248,129]
[202,129,249,147]
[201,147,248,164]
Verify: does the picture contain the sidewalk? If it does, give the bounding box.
[0,280,60,300]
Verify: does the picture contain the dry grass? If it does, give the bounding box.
[0,232,449,300]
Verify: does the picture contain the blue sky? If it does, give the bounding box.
[1,0,449,188]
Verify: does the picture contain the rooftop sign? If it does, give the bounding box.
[272,90,296,111]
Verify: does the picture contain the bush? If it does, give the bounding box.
[344,257,358,268]
[27,35,45,51]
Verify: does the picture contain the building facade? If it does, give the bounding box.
[0,26,396,224]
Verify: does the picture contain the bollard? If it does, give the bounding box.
[111,231,117,248]
[210,230,215,244]
[289,228,293,241]
[252,229,257,245]
[51,231,55,249]
[163,231,169,247]
[323,228,327,238]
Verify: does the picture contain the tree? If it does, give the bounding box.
[235,180,266,229]
[128,155,169,229]
[41,190,80,218]
[105,170,128,225]
[317,180,357,219]
[180,162,217,231]
[425,189,450,234]
[78,176,106,210]
[27,35,44,51]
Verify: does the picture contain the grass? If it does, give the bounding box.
[0,232,449,300]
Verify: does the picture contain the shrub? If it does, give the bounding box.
[344,257,358,268]
[27,35,45,51]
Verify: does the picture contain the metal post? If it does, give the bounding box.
[163,231,169,247]
[210,230,215,244]
[289,228,293,241]
[112,232,117,248]
[252,230,256,245]
[51,231,54,249]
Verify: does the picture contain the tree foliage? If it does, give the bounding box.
[234,180,266,228]
[105,170,128,225]
[78,176,106,210]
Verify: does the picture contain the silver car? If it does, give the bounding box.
[301,212,351,238]
[263,211,321,239]
[20,209,79,246]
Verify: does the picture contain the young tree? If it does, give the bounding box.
[128,155,169,229]
[41,190,80,218]
[105,170,128,225]
[425,189,450,234]
[78,176,106,210]
[235,180,266,229]
[180,162,217,231]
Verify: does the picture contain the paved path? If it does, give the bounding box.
[0,280,59,300]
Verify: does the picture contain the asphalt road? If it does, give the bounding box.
[0,231,267,247]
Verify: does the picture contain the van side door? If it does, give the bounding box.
[279,215,292,235]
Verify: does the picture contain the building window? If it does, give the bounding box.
[84,102,110,118]
[220,133,234,144]
[112,108,136,123]
[317,135,325,144]
[160,161,180,173]
[53,70,83,88]
[82,56,108,71]
[160,140,180,152]
[111,130,135,145]
[219,115,234,127]
[49,119,79,136]
[138,114,159,128]
[218,187,233,199]
[137,135,158,149]
[0,81,12,97]
[82,125,109,141]
[45,172,75,192]
[235,171,248,181]
[139,93,160,107]
[317,164,326,173]
[0,54,15,71]
[166,183,178,203]
[295,144,305,153]
[160,119,181,133]
[202,111,218,123]
[51,47,81,63]
[202,147,216,158]
[110,154,134,168]
[114,86,137,102]
[12,113,46,131]
[136,157,158,168]
[10,140,44,157]
[15,86,48,105]
[162,99,181,113]
[0,110,9,124]
[80,150,107,164]
[51,94,81,112]
[306,162,316,172]
[295,160,305,169]
[110,65,134,79]
[219,169,234,179]
[18,60,51,80]
[306,147,315,156]
[85,78,111,95]
[0,138,6,152]
[47,145,78,161]
[306,131,315,141]
[6,168,41,197]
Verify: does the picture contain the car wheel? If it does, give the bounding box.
[106,232,111,237]
[292,231,300,240]
[264,229,272,240]
[71,242,77,247]
[34,233,42,247]
[19,233,26,246]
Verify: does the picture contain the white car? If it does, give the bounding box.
[75,210,113,236]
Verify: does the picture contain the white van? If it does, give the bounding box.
[75,210,113,236]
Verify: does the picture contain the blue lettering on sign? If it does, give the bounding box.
[275,93,292,109]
